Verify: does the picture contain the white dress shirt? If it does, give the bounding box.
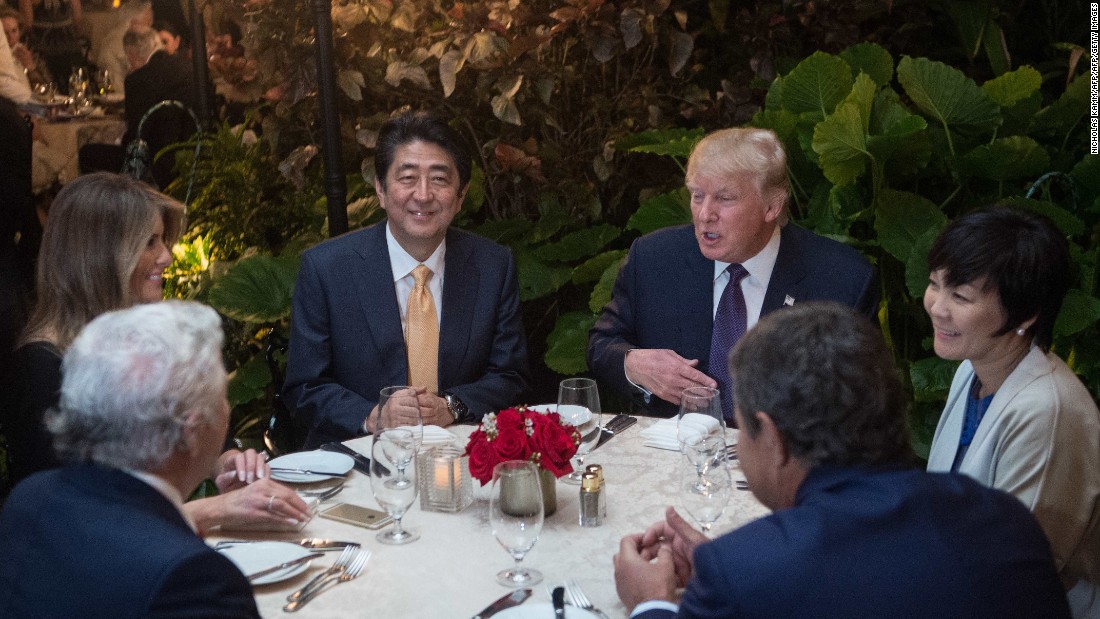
[0,30,32,105]
[386,223,445,336]
[711,225,781,326]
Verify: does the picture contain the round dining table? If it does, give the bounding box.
[209,417,769,618]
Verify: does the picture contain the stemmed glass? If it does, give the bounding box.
[557,378,601,484]
[678,455,732,533]
[677,386,726,481]
[370,428,420,544]
[95,68,113,96]
[377,385,424,488]
[68,67,88,99]
[489,460,544,587]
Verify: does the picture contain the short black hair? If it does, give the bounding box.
[730,302,914,469]
[153,20,180,37]
[927,205,1071,351]
[373,110,472,191]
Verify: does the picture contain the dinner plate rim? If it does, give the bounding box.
[217,541,313,585]
[269,451,354,483]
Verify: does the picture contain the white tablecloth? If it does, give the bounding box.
[34,114,126,191]
[211,418,769,618]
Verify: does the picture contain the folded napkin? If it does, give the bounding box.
[420,425,458,446]
[640,414,722,451]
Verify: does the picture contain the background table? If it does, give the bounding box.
[214,417,769,618]
[34,114,126,191]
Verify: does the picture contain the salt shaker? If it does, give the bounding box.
[586,464,607,519]
[579,472,601,527]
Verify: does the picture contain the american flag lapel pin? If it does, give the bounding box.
[784,295,795,306]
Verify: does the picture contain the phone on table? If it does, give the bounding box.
[320,503,392,530]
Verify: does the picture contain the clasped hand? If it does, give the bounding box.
[365,386,452,433]
[613,506,709,610]
[625,349,718,405]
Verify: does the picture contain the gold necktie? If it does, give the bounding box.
[406,264,439,392]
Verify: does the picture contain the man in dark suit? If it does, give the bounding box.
[588,128,878,418]
[283,111,529,449]
[0,301,260,618]
[613,302,1071,619]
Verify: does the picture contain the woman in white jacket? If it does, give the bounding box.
[924,205,1100,618]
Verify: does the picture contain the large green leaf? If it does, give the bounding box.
[896,56,1001,132]
[227,353,271,408]
[780,52,853,116]
[910,356,960,402]
[981,66,1042,108]
[961,136,1050,181]
[945,0,989,60]
[1055,289,1100,338]
[1069,154,1100,205]
[905,227,941,298]
[866,90,928,163]
[839,42,894,87]
[207,254,299,323]
[515,251,573,301]
[627,188,690,234]
[533,225,621,262]
[874,189,947,266]
[475,217,533,245]
[812,74,876,186]
[1031,73,1089,135]
[544,311,597,374]
[996,197,1086,237]
[589,256,626,313]
[572,249,628,285]
[614,128,703,159]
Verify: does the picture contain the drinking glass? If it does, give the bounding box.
[489,460,544,587]
[679,455,732,533]
[68,67,88,98]
[677,386,726,477]
[557,377,601,484]
[95,68,113,95]
[370,429,420,544]
[377,385,423,488]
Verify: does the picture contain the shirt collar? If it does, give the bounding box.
[125,469,196,532]
[385,224,446,282]
[713,225,781,283]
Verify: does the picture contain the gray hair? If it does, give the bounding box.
[47,301,226,471]
[686,127,790,225]
[122,27,159,59]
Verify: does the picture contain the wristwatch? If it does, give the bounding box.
[444,392,469,424]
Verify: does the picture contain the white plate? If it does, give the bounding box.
[494,603,599,619]
[217,541,315,585]
[525,403,555,414]
[524,403,593,427]
[269,451,354,483]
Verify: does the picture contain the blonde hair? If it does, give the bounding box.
[21,173,185,351]
[686,127,790,224]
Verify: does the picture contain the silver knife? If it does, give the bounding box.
[472,588,531,619]
[215,539,359,552]
[247,552,323,581]
[594,415,637,450]
[270,466,348,478]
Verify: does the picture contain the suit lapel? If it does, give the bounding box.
[968,347,1048,453]
[439,230,477,388]
[761,225,808,314]
[678,241,715,365]
[352,224,408,385]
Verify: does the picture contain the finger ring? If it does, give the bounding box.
[267,495,275,512]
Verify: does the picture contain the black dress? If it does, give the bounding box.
[6,341,62,484]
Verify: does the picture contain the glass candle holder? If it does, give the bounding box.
[416,444,473,513]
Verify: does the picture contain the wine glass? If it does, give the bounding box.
[68,67,88,99]
[489,460,544,587]
[95,68,113,96]
[377,385,423,487]
[370,428,420,544]
[679,455,732,533]
[678,386,726,477]
[557,377,601,484]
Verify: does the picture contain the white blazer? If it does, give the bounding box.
[928,346,1100,617]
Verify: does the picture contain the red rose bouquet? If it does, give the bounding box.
[465,405,580,485]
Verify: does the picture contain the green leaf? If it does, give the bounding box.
[910,356,960,402]
[515,252,573,301]
[1070,155,1100,205]
[905,226,941,298]
[1055,289,1100,337]
[227,353,271,408]
[474,218,534,245]
[764,76,784,111]
[627,188,690,234]
[945,0,988,60]
[337,70,365,101]
[961,136,1050,181]
[982,20,1010,76]
[544,311,597,375]
[1031,73,1089,135]
[812,75,875,186]
[780,51,853,116]
[533,225,621,263]
[207,254,299,323]
[874,189,948,265]
[982,66,1042,108]
[589,256,626,313]
[896,56,1002,132]
[572,249,628,285]
[839,42,894,87]
[996,197,1086,237]
[614,128,703,159]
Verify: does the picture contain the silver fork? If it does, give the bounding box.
[286,545,355,602]
[565,579,610,619]
[283,548,371,612]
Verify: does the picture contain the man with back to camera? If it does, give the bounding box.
[0,301,260,618]
[588,127,879,420]
[283,110,530,448]
[612,302,1072,619]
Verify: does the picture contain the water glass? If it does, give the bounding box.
[370,429,420,544]
[679,455,732,533]
[489,460,544,587]
[557,378,601,484]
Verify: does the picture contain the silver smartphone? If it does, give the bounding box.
[319,503,393,530]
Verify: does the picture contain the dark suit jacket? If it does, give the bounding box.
[123,50,199,187]
[0,464,260,618]
[283,223,530,448]
[588,224,879,416]
[637,466,1071,619]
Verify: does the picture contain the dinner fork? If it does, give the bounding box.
[286,545,355,602]
[283,548,371,612]
[564,579,610,619]
[725,444,738,461]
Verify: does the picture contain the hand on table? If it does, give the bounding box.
[625,349,717,405]
[415,391,453,427]
[189,478,313,534]
[366,386,452,432]
[214,448,270,493]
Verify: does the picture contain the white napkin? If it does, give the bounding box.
[640,414,721,451]
[420,425,458,446]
